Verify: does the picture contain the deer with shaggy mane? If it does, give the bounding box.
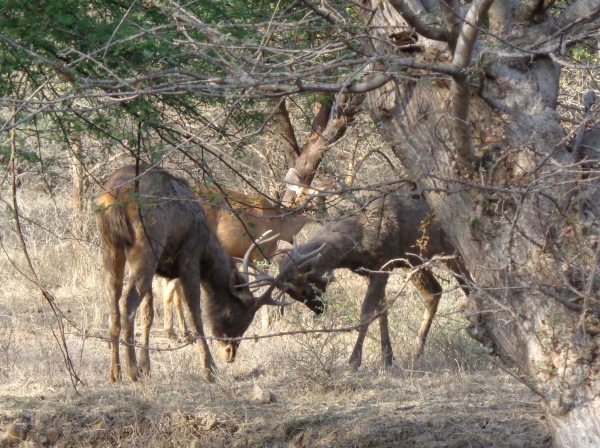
[96,165,293,382]
[275,194,471,368]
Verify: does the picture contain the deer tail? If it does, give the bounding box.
[96,193,134,249]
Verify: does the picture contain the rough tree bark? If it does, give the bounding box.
[357,0,600,445]
[271,100,301,168]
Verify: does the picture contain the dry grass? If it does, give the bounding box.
[0,190,551,447]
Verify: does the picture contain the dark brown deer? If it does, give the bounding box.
[275,194,470,368]
[96,165,289,383]
[163,168,336,338]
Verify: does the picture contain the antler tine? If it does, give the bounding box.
[254,242,327,309]
[278,242,326,279]
[243,230,270,280]
[257,288,295,308]
[234,274,277,290]
[247,261,270,277]
[297,253,323,272]
[242,230,281,281]
[232,256,271,277]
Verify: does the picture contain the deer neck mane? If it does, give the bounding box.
[199,234,241,308]
[304,219,365,270]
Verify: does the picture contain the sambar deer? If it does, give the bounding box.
[96,165,290,382]
[275,194,471,368]
[163,168,336,338]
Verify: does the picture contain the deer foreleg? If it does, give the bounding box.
[120,252,157,382]
[105,249,126,383]
[411,270,442,358]
[164,279,188,339]
[178,264,216,381]
[138,289,154,377]
[350,274,390,368]
[378,311,393,367]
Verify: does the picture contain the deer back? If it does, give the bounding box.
[194,171,334,261]
[97,166,209,279]
[276,195,459,311]
[304,195,452,272]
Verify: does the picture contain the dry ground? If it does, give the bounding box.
[0,197,551,447]
[0,266,551,447]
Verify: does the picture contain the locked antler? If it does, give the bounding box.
[235,230,326,309]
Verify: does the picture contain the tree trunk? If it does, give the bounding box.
[359,0,600,444]
[271,99,301,168]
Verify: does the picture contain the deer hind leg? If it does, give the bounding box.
[411,270,443,359]
[103,247,126,383]
[350,274,390,369]
[163,278,177,339]
[177,260,216,381]
[378,309,393,368]
[138,289,154,377]
[120,247,158,382]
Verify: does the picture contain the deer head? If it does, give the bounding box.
[273,238,329,314]
[212,231,320,363]
[284,168,336,214]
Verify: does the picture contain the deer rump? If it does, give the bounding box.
[97,166,209,278]
[276,194,471,368]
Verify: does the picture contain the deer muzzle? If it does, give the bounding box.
[218,340,239,363]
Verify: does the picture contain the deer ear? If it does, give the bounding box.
[229,270,253,302]
[273,240,293,265]
[300,253,323,277]
[277,240,293,252]
[285,168,309,194]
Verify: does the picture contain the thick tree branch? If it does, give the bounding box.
[389,57,460,76]
[218,74,395,95]
[440,0,462,52]
[271,99,301,167]
[450,0,495,169]
[388,0,448,42]
[299,0,344,25]
[281,92,364,206]
[296,93,365,182]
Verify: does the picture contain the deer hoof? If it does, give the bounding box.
[348,357,361,371]
[178,331,192,343]
[109,365,121,383]
[182,332,197,343]
[139,355,150,377]
[383,352,394,368]
[412,347,424,361]
[126,366,141,382]
[165,330,177,340]
[203,358,218,382]
[205,367,217,382]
